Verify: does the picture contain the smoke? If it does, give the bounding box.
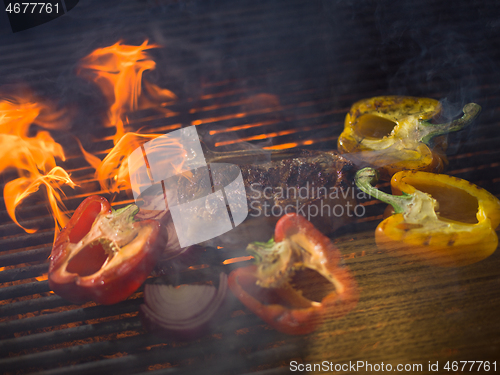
[372,1,498,104]
[366,0,499,156]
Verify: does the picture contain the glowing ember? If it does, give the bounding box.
[0,93,76,239]
[215,129,297,147]
[264,136,337,150]
[208,120,279,135]
[78,40,177,145]
[35,273,49,282]
[222,256,254,265]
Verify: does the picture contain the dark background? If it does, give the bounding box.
[1,0,499,122]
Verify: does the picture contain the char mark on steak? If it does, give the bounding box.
[237,150,355,223]
[140,149,357,250]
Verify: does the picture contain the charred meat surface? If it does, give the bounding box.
[238,149,356,228]
[143,150,357,250]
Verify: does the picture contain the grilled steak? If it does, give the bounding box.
[238,149,355,224]
[137,149,358,251]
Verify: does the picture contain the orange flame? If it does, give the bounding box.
[0,93,76,238]
[95,131,191,194]
[96,132,160,193]
[77,40,186,194]
[78,40,177,145]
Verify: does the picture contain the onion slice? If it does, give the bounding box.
[140,272,229,340]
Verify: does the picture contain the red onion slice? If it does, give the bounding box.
[140,272,229,340]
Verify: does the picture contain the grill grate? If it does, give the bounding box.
[2,0,500,373]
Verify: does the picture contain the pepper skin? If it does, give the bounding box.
[228,213,359,335]
[338,96,481,180]
[49,195,164,305]
[355,168,500,267]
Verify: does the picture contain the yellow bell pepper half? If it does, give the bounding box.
[338,96,481,180]
[355,168,500,267]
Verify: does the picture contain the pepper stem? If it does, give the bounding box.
[247,237,275,264]
[113,204,140,222]
[354,168,412,214]
[419,103,481,144]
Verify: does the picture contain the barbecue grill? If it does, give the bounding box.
[1,0,500,374]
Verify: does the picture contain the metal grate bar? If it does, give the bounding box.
[29,326,299,375]
[0,298,141,336]
[0,263,49,284]
[0,280,50,301]
[0,295,70,318]
[0,317,141,355]
[0,247,51,267]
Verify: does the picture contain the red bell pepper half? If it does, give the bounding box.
[228,213,359,335]
[49,195,164,305]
